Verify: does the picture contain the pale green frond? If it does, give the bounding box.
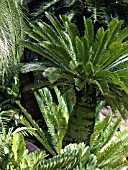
[39,150,77,170]
[31,0,61,17]
[21,150,46,169]
[35,87,69,153]
[63,21,80,63]
[16,100,56,156]
[96,27,105,44]
[20,63,47,73]
[12,132,25,162]
[109,57,128,71]
[91,115,122,153]
[102,42,128,69]
[97,130,128,169]
[114,70,128,79]
[0,0,24,86]
[63,89,74,115]
[19,40,62,66]
[13,127,36,137]
[38,142,97,170]
[40,41,71,65]
[85,61,94,76]
[96,70,128,93]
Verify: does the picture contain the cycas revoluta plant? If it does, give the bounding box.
[16,87,71,155]
[19,13,128,145]
[0,0,24,86]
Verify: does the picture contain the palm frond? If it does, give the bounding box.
[16,100,56,156]
[35,87,69,153]
[97,129,128,169]
[38,142,97,170]
[90,108,128,169]
[0,0,24,86]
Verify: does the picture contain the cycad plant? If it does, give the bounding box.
[16,87,71,155]
[19,13,128,145]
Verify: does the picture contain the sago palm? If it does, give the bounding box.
[19,13,128,145]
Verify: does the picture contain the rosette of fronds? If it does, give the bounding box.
[20,12,128,118]
[0,0,24,86]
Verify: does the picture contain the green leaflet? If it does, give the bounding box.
[106,18,123,47]
[97,129,128,168]
[96,27,105,44]
[103,42,128,69]
[32,21,61,44]
[64,22,80,63]
[93,29,109,65]
[43,67,74,83]
[115,69,128,78]
[75,36,84,62]
[40,41,71,65]
[45,12,69,47]
[84,17,94,47]
[19,40,58,64]
[81,36,90,65]
[90,113,112,147]
[12,133,25,162]
[114,26,128,42]
[85,61,94,75]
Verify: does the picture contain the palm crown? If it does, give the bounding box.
[20,12,128,117]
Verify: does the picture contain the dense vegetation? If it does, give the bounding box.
[0,0,128,169]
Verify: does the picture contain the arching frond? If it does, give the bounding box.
[16,100,56,156]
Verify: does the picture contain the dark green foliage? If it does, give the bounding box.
[19,13,128,145]
[20,13,128,118]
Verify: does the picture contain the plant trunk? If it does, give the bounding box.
[19,72,46,125]
[63,89,97,146]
